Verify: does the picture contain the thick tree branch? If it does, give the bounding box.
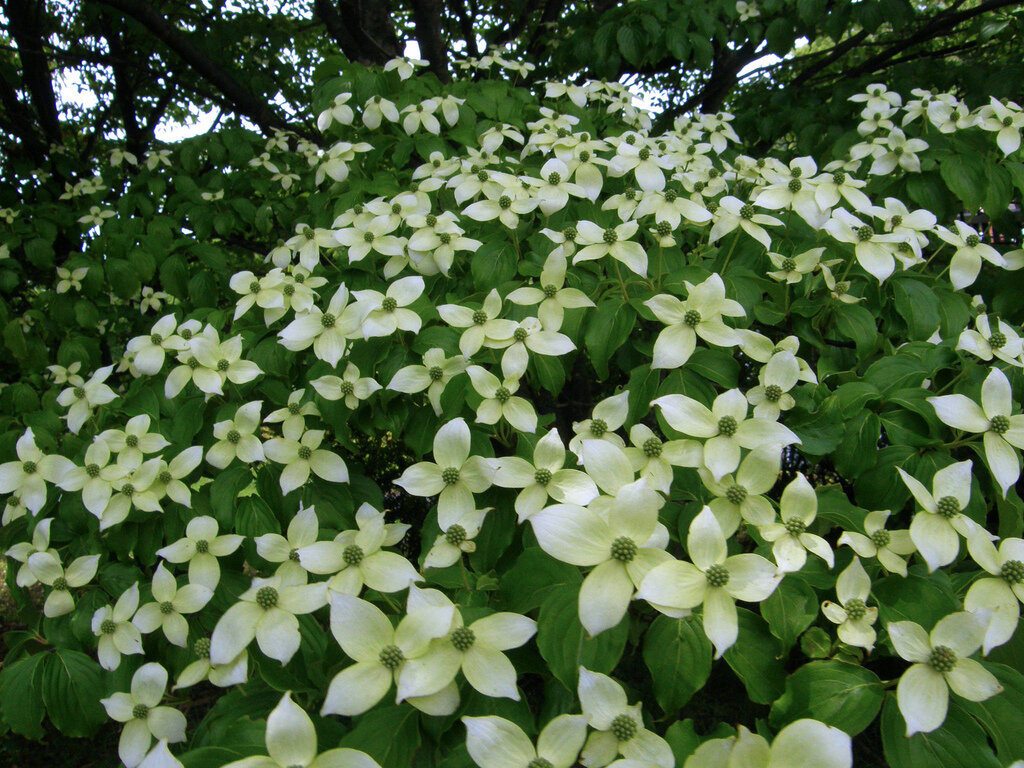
[0,68,48,164]
[410,0,451,81]
[5,0,62,147]
[91,0,289,133]
[448,0,481,57]
[314,0,370,61]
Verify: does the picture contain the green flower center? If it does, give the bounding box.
[195,539,209,553]
[563,226,578,241]
[21,460,37,474]
[664,189,677,202]
[990,415,1010,435]
[293,273,306,284]
[989,331,1007,349]
[657,222,672,237]
[707,200,719,214]
[381,297,398,312]
[624,188,637,200]
[378,644,404,670]
[832,171,846,185]
[893,146,904,156]
[966,234,980,248]
[180,328,194,340]
[343,544,364,566]
[445,524,467,546]
[121,483,135,497]
[683,309,701,328]
[52,577,68,591]
[589,418,608,437]
[132,704,150,720]
[603,228,618,244]
[86,463,101,478]
[513,327,528,342]
[255,586,279,609]
[784,517,806,535]
[579,150,591,162]
[706,563,730,587]
[542,284,558,299]
[217,359,230,372]
[250,280,260,294]
[288,402,301,414]
[297,445,313,460]
[438,232,453,245]
[428,366,444,381]
[781,257,797,272]
[150,333,164,344]
[472,309,488,325]
[869,528,890,548]
[610,714,637,742]
[845,598,867,620]
[694,181,706,192]
[638,147,651,161]
[100,619,117,634]
[788,179,803,193]
[765,384,783,402]
[1003,116,1013,127]
[534,468,552,485]
[495,387,512,404]
[289,548,301,562]
[1001,559,1024,584]
[642,437,662,457]
[283,284,295,296]
[936,496,960,519]
[194,637,211,657]
[548,172,561,185]
[717,416,738,437]
[227,429,241,445]
[498,195,512,210]
[740,204,754,220]
[125,434,140,448]
[856,226,874,242]
[159,601,175,615]
[339,381,355,396]
[442,467,460,485]
[476,170,488,182]
[392,202,402,213]
[889,215,903,227]
[929,645,957,672]
[450,626,475,651]
[426,214,437,226]
[610,536,637,563]
[321,313,336,328]
[73,386,86,399]
[726,484,747,504]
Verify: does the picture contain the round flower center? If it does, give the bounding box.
[132,704,150,720]
[52,577,68,591]
[289,548,301,562]
[121,483,135,498]
[338,381,355,397]
[547,172,561,185]
[784,517,806,535]
[893,146,904,156]
[589,418,608,437]
[150,333,164,344]
[610,714,637,742]
[194,637,211,658]
[989,331,1007,349]
[378,644,405,670]
[438,232,452,245]
[381,297,398,312]
[498,195,512,209]
[764,384,783,402]
[450,626,475,651]
[897,241,912,253]
[642,437,662,457]
[283,284,295,296]
[579,150,591,162]
[226,429,241,445]
[445,524,467,546]
[844,597,867,620]
[889,214,903,228]
[563,226,578,241]
[788,179,802,193]
[726,484,747,505]
[86,463,101,478]
[1001,559,1024,584]
[425,214,437,226]
[832,171,846,185]
[100,619,116,635]
[869,528,890,548]
[513,327,528,342]
[624,188,637,200]
[638,147,651,161]
[534,468,552,486]
[125,434,140,448]
[706,563,730,587]
[195,539,209,553]
[856,226,874,242]
[610,536,637,563]
[707,200,719,213]
[990,415,1010,435]
[603,228,618,244]
[542,284,558,299]
[180,327,194,340]
[297,445,313,460]
[73,386,86,399]
[472,309,488,325]
[1003,116,1013,127]
[717,416,738,437]
[321,313,336,329]
[255,586,279,609]
[556,128,569,138]
[343,544,364,566]
[929,645,957,672]
[287,402,302,415]
[250,280,260,294]
[781,257,797,272]
[966,234,980,248]
[442,467,460,485]
[656,222,672,237]
[293,273,306,283]
[21,460,37,475]
[159,601,175,615]
[936,495,960,519]
[740,204,754,220]
[476,170,488,182]
[428,366,444,381]
[215,358,229,372]
[495,386,512,404]
[694,181,706,192]
[664,189,677,202]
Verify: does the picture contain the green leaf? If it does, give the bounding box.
[236,494,281,539]
[770,660,884,736]
[339,705,421,768]
[834,303,878,355]
[687,349,739,389]
[983,164,1013,220]
[584,301,636,380]
[761,577,818,649]
[617,26,642,66]
[536,583,629,692]
[500,547,581,613]
[785,402,844,457]
[892,278,940,341]
[723,608,786,704]
[940,154,988,211]
[40,649,107,737]
[957,663,1024,762]
[0,653,47,738]
[881,695,1001,768]
[642,615,713,713]
[873,572,959,629]
[832,411,881,478]
[801,626,833,658]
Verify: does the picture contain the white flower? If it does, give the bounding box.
[928,369,1024,497]
[387,348,468,416]
[837,509,915,576]
[56,365,118,433]
[506,250,595,331]
[957,313,1024,367]
[156,515,243,591]
[100,663,187,768]
[132,562,213,647]
[384,56,427,80]
[265,390,320,434]
[92,582,144,670]
[935,220,1007,290]
[4,518,57,587]
[174,637,248,690]
[55,265,88,293]
[746,351,801,420]
[255,504,324,581]
[263,422,350,495]
[569,390,630,457]
[279,285,362,367]
[890,612,1002,735]
[964,531,1024,653]
[311,363,381,410]
[317,92,354,130]
[463,714,588,768]
[351,276,424,337]
[0,428,74,513]
[125,315,189,375]
[467,366,537,433]
[709,196,782,250]
[824,209,902,283]
[898,460,978,571]
[98,414,170,469]
[424,507,490,569]
[757,473,835,572]
[822,556,877,650]
[977,97,1024,155]
[362,95,400,129]
[208,401,265,468]
[684,719,852,768]
[437,289,518,358]
[573,220,648,276]
[27,551,100,617]
[645,274,744,369]
[638,506,780,657]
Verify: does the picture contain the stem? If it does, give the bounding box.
[459,557,473,592]
[925,243,947,267]
[721,231,740,272]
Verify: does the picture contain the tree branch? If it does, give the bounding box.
[409,0,450,81]
[5,0,63,147]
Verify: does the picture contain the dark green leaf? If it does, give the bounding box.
[40,649,106,737]
[761,577,818,649]
[723,608,786,704]
[770,660,884,735]
[642,615,712,713]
